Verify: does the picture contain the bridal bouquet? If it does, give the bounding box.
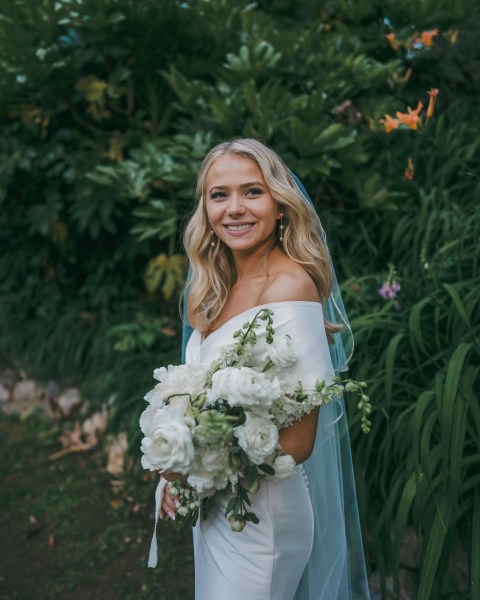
[140,308,371,532]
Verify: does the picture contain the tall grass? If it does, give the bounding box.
[340,141,480,596]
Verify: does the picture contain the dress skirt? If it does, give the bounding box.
[193,465,314,600]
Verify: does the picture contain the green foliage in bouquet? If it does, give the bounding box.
[1,0,479,596]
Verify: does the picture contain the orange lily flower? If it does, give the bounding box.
[418,28,440,47]
[396,101,423,130]
[386,33,399,50]
[426,88,439,119]
[404,158,415,181]
[381,114,400,133]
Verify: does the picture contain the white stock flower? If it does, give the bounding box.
[263,334,298,368]
[208,367,282,409]
[272,397,305,428]
[235,414,278,465]
[270,454,296,479]
[139,406,194,473]
[144,363,207,407]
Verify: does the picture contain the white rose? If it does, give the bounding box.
[235,414,278,465]
[263,334,298,368]
[208,367,282,409]
[270,454,296,479]
[139,406,194,473]
[144,363,207,407]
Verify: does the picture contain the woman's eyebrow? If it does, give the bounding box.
[209,181,264,193]
[240,181,264,188]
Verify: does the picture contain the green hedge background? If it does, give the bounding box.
[1,1,479,598]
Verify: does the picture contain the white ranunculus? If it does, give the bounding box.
[139,404,158,435]
[199,446,228,473]
[208,367,282,409]
[144,363,207,407]
[234,414,278,465]
[139,406,194,473]
[141,453,156,472]
[187,445,237,493]
[263,334,298,368]
[168,395,190,415]
[271,454,296,479]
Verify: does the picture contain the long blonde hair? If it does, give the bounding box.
[182,138,340,341]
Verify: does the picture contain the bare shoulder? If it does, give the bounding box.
[258,258,320,304]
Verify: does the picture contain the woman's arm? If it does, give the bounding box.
[258,267,324,464]
[278,408,320,464]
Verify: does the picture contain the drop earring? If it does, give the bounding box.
[210,229,215,248]
[279,214,285,242]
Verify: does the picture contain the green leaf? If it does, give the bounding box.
[225,497,238,516]
[418,496,452,600]
[472,486,480,599]
[384,333,404,410]
[257,463,275,475]
[439,343,472,468]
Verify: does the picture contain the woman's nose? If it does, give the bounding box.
[227,194,246,215]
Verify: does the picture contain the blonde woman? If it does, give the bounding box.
[161,139,369,599]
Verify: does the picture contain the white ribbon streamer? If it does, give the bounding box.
[148,476,168,568]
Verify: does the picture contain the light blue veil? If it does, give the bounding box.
[181,173,369,599]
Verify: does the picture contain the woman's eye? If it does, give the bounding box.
[246,188,262,196]
[210,191,227,200]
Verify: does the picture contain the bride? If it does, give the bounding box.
[160,139,370,599]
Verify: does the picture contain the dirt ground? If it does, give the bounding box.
[0,416,194,600]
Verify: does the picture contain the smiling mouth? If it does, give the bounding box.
[224,223,255,231]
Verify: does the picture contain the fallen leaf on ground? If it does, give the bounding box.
[106,432,128,476]
[49,408,108,460]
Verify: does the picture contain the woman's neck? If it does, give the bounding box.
[232,243,280,284]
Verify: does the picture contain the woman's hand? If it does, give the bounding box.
[159,472,186,520]
[161,487,179,520]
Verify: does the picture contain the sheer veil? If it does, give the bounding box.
[181,172,370,599]
[289,173,370,600]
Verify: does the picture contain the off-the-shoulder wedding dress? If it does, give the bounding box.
[185,301,344,600]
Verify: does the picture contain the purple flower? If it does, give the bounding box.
[378,280,401,300]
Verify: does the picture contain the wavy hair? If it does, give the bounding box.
[182,138,341,341]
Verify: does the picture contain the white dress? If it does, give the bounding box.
[185,301,336,600]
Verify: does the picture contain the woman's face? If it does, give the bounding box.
[204,153,281,256]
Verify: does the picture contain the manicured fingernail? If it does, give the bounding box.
[168,511,176,520]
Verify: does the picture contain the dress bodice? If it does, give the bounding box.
[185,301,335,391]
